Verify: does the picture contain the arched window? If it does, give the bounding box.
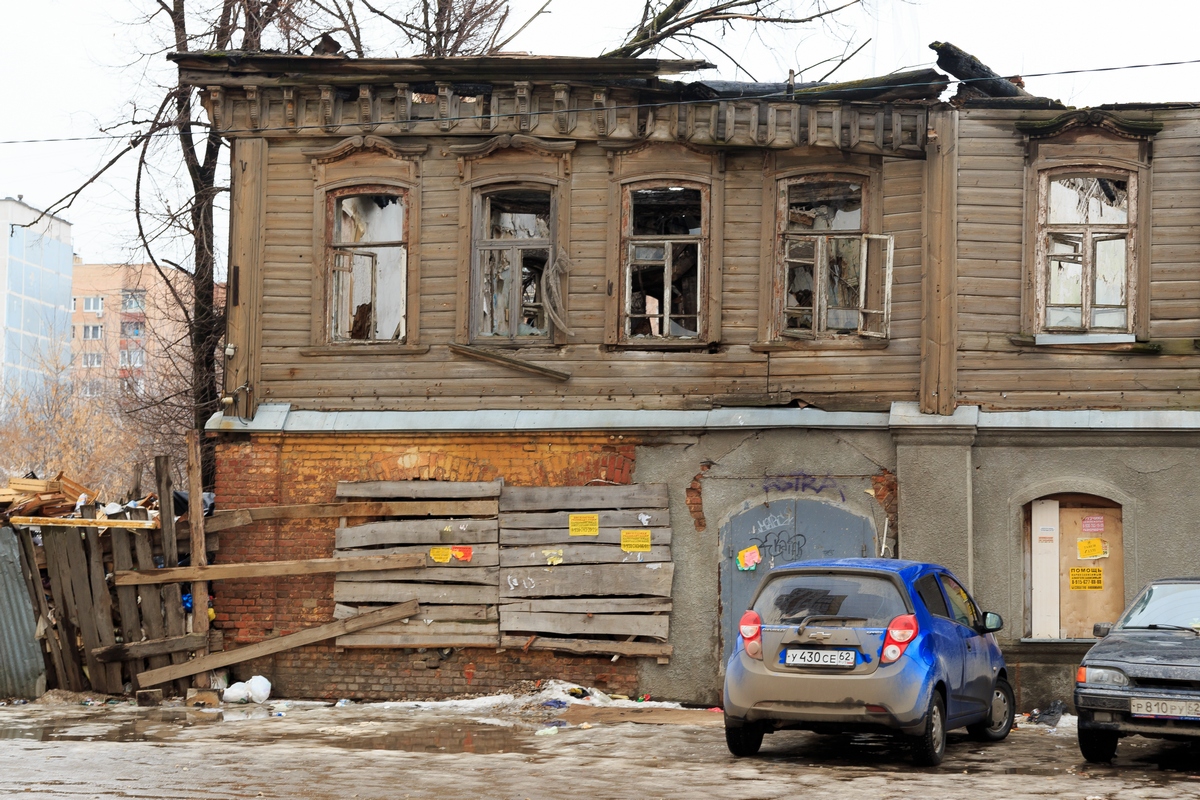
[470,185,554,342]
[326,187,409,342]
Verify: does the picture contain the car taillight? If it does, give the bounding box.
[739,610,763,660]
[881,614,918,664]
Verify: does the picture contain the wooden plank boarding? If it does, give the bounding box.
[137,600,420,687]
[499,484,668,512]
[336,480,503,499]
[334,603,497,622]
[334,581,499,606]
[58,524,112,693]
[336,518,498,549]
[499,544,671,567]
[13,526,74,691]
[109,518,147,688]
[333,543,498,567]
[153,457,193,697]
[8,516,159,530]
[500,563,674,598]
[500,611,669,640]
[498,597,672,614]
[114,551,426,585]
[207,500,499,532]
[130,524,171,676]
[500,510,669,529]
[41,528,87,691]
[186,430,211,689]
[499,527,672,547]
[337,633,500,648]
[499,636,672,658]
[335,565,499,584]
[93,632,208,663]
[81,507,123,692]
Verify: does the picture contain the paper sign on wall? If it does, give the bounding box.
[1082,515,1105,533]
[737,545,761,571]
[620,529,652,552]
[1069,567,1104,590]
[542,549,564,566]
[451,546,473,562]
[1076,538,1108,560]
[569,514,600,536]
[429,547,452,563]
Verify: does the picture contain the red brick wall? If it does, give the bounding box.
[212,432,641,699]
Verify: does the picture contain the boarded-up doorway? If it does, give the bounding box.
[1028,495,1124,639]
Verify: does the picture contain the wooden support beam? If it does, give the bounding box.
[114,551,426,585]
[8,516,159,530]
[155,457,191,696]
[185,431,211,689]
[207,500,498,532]
[93,632,208,663]
[336,480,504,499]
[499,635,672,658]
[137,599,420,687]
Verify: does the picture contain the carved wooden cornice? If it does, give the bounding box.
[1014,109,1164,140]
[448,134,576,161]
[303,135,428,164]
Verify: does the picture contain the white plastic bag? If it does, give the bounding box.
[247,675,272,704]
[222,682,251,704]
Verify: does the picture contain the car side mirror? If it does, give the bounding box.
[1093,622,1112,638]
[981,612,1003,633]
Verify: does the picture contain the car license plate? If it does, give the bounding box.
[1130,697,1200,720]
[784,648,855,668]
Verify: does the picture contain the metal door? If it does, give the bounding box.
[720,498,875,667]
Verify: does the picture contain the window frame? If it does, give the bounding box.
[617,178,711,345]
[1033,166,1138,336]
[121,289,147,312]
[773,172,894,341]
[82,324,103,340]
[468,182,557,345]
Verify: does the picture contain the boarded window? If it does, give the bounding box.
[622,185,705,340]
[1037,172,1134,333]
[328,191,408,342]
[778,176,893,338]
[472,188,553,341]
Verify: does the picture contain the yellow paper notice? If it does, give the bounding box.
[620,529,652,552]
[429,547,452,563]
[1069,567,1104,591]
[569,514,600,536]
[1076,538,1107,560]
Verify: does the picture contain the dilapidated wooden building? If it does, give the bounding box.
[181,49,1200,707]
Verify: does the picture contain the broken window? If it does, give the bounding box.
[471,187,553,341]
[1038,171,1134,333]
[328,189,408,342]
[622,185,705,340]
[779,176,893,338]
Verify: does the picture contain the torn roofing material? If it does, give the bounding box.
[684,69,948,103]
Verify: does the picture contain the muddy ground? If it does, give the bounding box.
[1,692,1198,799]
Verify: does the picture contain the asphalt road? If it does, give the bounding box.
[1,699,1198,799]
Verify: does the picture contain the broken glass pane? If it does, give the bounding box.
[628,262,664,337]
[1046,306,1082,328]
[668,242,700,337]
[633,244,666,261]
[1048,177,1128,225]
[631,187,703,235]
[486,190,551,240]
[1048,234,1083,306]
[519,249,549,336]
[786,181,862,233]
[1091,307,1127,328]
[478,249,512,337]
[824,237,862,330]
[335,195,404,244]
[332,250,377,340]
[784,235,815,333]
[1093,236,1127,307]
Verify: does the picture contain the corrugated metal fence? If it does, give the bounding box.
[0,526,44,698]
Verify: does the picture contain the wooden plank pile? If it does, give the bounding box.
[497,486,674,659]
[331,481,503,648]
[0,474,97,518]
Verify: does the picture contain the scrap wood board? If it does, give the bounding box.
[334,542,499,567]
[498,484,668,511]
[113,551,425,585]
[499,611,668,639]
[336,566,499,584]
[207,499,499,532]
[500,510,669,529]
[336,518,498,549]
[335,603,497,622]
[337,480,503,499]
[500,563,674,598]
[498,636,672,658]
[499,527,672,546]
[499,544,671,567]
[334,581,499,606]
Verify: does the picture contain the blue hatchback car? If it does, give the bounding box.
[724,558,1013,765]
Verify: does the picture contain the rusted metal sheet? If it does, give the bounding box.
[0,527,45,699]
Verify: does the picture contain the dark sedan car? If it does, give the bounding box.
[1074,578,1200,763]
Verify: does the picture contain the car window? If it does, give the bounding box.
[754,573,908,627]
[914,574,951,619]
[938,574,980,629]
[1117,582,1200,631]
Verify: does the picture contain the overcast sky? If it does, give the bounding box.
[3,0,1198,265]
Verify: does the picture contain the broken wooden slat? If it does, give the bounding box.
[497,597,672,614]
[8,516,159,530]
[499,635,673,658]
[41,529,86,691]
[498,484,668,512]
[137,599,420,687]
[335,542,498,567]
[92,632,208,663]
[334,603,497,622]
[500,611,669,639]
[207,500,499,532]
[447,342,571,382]
[82,507,123,692]
[130,525,171,677]
[109,520,146,687]
[499,510,669,530]
[113,552,426,586]
[334,581,498,606]
[14,526,74,691]
[185,430,211,689]
[57,526,112,693]
[498,527,672,547]
[336,518,498,549]
[339,620,499,637]
[499,563,674,599]
[337,633,500,648]
[336,480,504,499]
[499,544,672,568]
[335,565,499,584]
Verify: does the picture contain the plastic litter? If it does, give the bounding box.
[545,719,568,728]
[247,675,272,704]
[223,683,251,704]
[335,699,352,707]
[534,726,559,736]
[541,699,568,709]
[102,502,124,516]
[566,687,589,699]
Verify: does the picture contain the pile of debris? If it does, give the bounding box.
[0,474,98,518]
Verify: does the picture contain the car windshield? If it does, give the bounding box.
[1116,583,1200,632]
[754,572,907,627]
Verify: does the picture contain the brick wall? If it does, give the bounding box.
[212,432,641,699]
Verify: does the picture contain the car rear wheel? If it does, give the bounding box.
[968,678,1015,742]
[725,721,764,757]
[912,691,947,766]
[1078,729,1119,763]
